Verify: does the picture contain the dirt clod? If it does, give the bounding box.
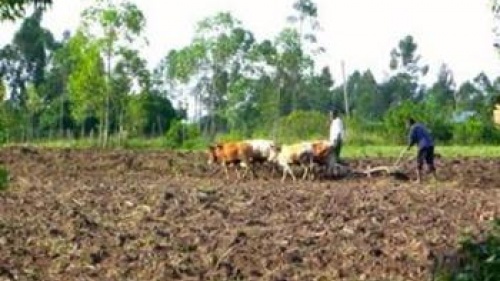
[0,146,499,280]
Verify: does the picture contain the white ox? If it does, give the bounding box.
[243,139,277,163]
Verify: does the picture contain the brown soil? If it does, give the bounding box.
[0,146,499,281]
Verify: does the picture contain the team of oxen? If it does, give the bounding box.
[206,139,338,182]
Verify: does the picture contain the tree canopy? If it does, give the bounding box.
[0,0,498,146]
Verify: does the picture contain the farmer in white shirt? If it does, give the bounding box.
[329,109,345,166]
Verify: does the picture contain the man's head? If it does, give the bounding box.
[330,108,339,119]
[406,117,416,129]
[206,143,223,165]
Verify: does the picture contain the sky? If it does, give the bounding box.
[1,0,499,87]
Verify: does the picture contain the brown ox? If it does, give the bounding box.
[207,141,256,180]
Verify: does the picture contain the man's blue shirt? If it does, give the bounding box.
[408,123,434,149]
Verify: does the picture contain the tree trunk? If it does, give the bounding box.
[157,115,162,136]
[104,92,110,148]
[104,43,112,148]
[60,93,64,138]
[118,110,124,146]
[99,114,104,147]
[81,123,85,139]
[30,113,34,142]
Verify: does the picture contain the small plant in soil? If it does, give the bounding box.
[0,166,9,191]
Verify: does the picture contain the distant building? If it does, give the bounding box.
[494,104,500,125]
[451,110,476,123]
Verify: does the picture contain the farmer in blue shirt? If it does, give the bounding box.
[405,118,437,183]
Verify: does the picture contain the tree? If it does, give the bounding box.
[387,35,429,102]
[25,82,43,139]
[302,66,334,112]
[0,8,57,107]
[427,64,456,109]
[287,0,324,56]
[0,80,5,101]
[0,0,51,20]
[493,1,500,50]
[41,30,72,136]
[81,0,147,146]
[284,0,324,112]
[348,70,386,119]
[161,12,256,138]
[67,31,106,136]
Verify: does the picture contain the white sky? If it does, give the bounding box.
[1,0,499,86]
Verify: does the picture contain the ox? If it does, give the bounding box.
[207,141,256,180]
[269,140,332,182]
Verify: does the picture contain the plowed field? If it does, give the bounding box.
[0,146,499,281]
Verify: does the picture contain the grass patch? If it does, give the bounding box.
[0,166,9,191]
[4,138,500,158]
[436,219,500,281]
[343,145,500,158]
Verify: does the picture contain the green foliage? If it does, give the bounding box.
[0,0,51,20]
[1,2,500,148]
[0,117,8,145]
[0,8,57,106]
[164,120,204,149]
[0,166,9,191]
[452,117,500,145]
[437,219,500,281]
[125,93,177,136]
[383,101,453,144]
[67,32,106,125]
[344,117,386,145]
[214,131,249,143]
[274,110,328,143]
[383,101,424,143]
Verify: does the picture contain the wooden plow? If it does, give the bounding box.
[329,151,413,181]
[349,165,410,180]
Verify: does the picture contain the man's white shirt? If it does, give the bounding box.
[329,117,345,144]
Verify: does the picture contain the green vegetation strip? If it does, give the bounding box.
[6,138,500,158]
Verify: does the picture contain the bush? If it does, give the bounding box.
[0,166,9,191]
[344,117,387,145]
[215,131,248,142]
[437,219,500,281]
[275,110,328,143]
[164,120,202,149]
[453,117,500,145]
[383,101,453,145]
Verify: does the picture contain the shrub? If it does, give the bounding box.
[0,166,9,191]
[383,101,453,145]
[344,117,386,145]
[215,131,248,142]
[276,110,328,143]
[452,117,500,145]
[437,219,500,281]
[164,120,202,149]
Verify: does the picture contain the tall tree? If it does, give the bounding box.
[25,82,43,139]
[0,8,56,106]
[161,12,255,138]
[427,64,456,109]
[40,30,72,136]
[67,31,106,136]
[0,0,51,20]
[349,70,386,119]
[81,0,147,146]
[285,0,324,112]
[302,66,334,112]
[387,35,429,103]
